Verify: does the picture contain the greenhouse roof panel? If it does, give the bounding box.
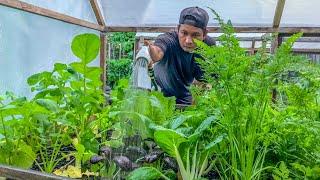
[281,0,320,27]
[100,0,277,27]
[19,0,97,23]
[2,0,320,31]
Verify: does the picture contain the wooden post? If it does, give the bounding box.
[271,34,279,54]
[89,0,106,27]
[119,43,122,59]
[250,40,256,55]
[108,43,111,60]
[100,33,107,90]
[273,0,286,28]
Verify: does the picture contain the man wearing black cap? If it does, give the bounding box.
[147,6,215,105]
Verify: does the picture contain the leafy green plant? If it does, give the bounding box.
[194,9,274,179]
[192,8,319,179]
[107,32,136,59]
[107,58,132,88]
[128,167,170,180]
[0,92,37,168]
[129,114,225,180]
[0,33,116,177]
[110,89,176,140]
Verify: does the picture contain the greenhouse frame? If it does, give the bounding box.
[0,0,320,179]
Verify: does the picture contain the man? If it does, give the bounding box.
[147,6,215,105]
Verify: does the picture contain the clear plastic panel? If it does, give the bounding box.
[101,0,276,27]
[0,5,100,98]
[281,0,320,27]
[19,0,97,23]
[293,42,320,49]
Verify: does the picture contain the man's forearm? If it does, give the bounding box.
[148,44,164,63]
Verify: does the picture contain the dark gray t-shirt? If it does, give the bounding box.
[153,31,215,105]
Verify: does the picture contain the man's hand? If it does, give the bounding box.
[144,40,164,67]
[192,79,212,90]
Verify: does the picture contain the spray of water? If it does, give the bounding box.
[130,57,151,90]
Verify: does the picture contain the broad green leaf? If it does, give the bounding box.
[194,116,217,134]
[34,88,62,99]
[188,116,217,142]
[176,127,193,136]
[154,129,187,157]
[70,62,86,74]
[149,95,162,108]
[70,81,83,89]
[205,134,226,150]
[27,71,52,86]
[71,33,100,64]
[11,142,36,168]
[54,63,67,71]
[86,67,101,79]
[35,99,59,112]
[0,105,24,116]
[169,115,193,129]
[127,167,168,180]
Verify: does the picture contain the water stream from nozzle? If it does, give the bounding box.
[130,46,152,90]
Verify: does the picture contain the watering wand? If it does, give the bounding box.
[132,45,158,90]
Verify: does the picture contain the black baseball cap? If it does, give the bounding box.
[179,7,209,29]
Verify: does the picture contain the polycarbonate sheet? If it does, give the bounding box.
[101,0,276,27]
[293,42,320,49]
[281,0,320,27]
[19,0,97,23]
[0,5,99,98]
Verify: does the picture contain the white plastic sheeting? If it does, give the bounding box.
[7,0,320,27]
[281,0,320,27]
[0,5,99,97]
[100,0,276,27]
[19,0,97,23]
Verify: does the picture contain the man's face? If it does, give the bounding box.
[178,24,206,52]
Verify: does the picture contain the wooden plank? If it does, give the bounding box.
[89,0,105,26]
[100,33,107,90]
[250,40,256,55]
[0,0,104,31]
[0,165,69,180]
[292,48,320,53]
[273,0,286,28]
[137,36,266,42]
[106,26,320,34]
[271,35,279,54]
[283,37,320,42]
[106,26,274,33]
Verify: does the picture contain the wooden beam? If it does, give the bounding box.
[106,26,275,33]
[0,165,68,180]
[89,0,105,27]
[100,33,107,90]
[273,0,286,28]
[106,26,320,34]
[283,37,320,42]
[0,0,104,31]
[292,48,320,53]
[271,34,279,54]
[137,36,266,42]
[250,40,256,55]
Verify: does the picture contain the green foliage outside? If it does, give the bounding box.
[107,32,136,59]
[107,58,132,88]
[106,32,135,87]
